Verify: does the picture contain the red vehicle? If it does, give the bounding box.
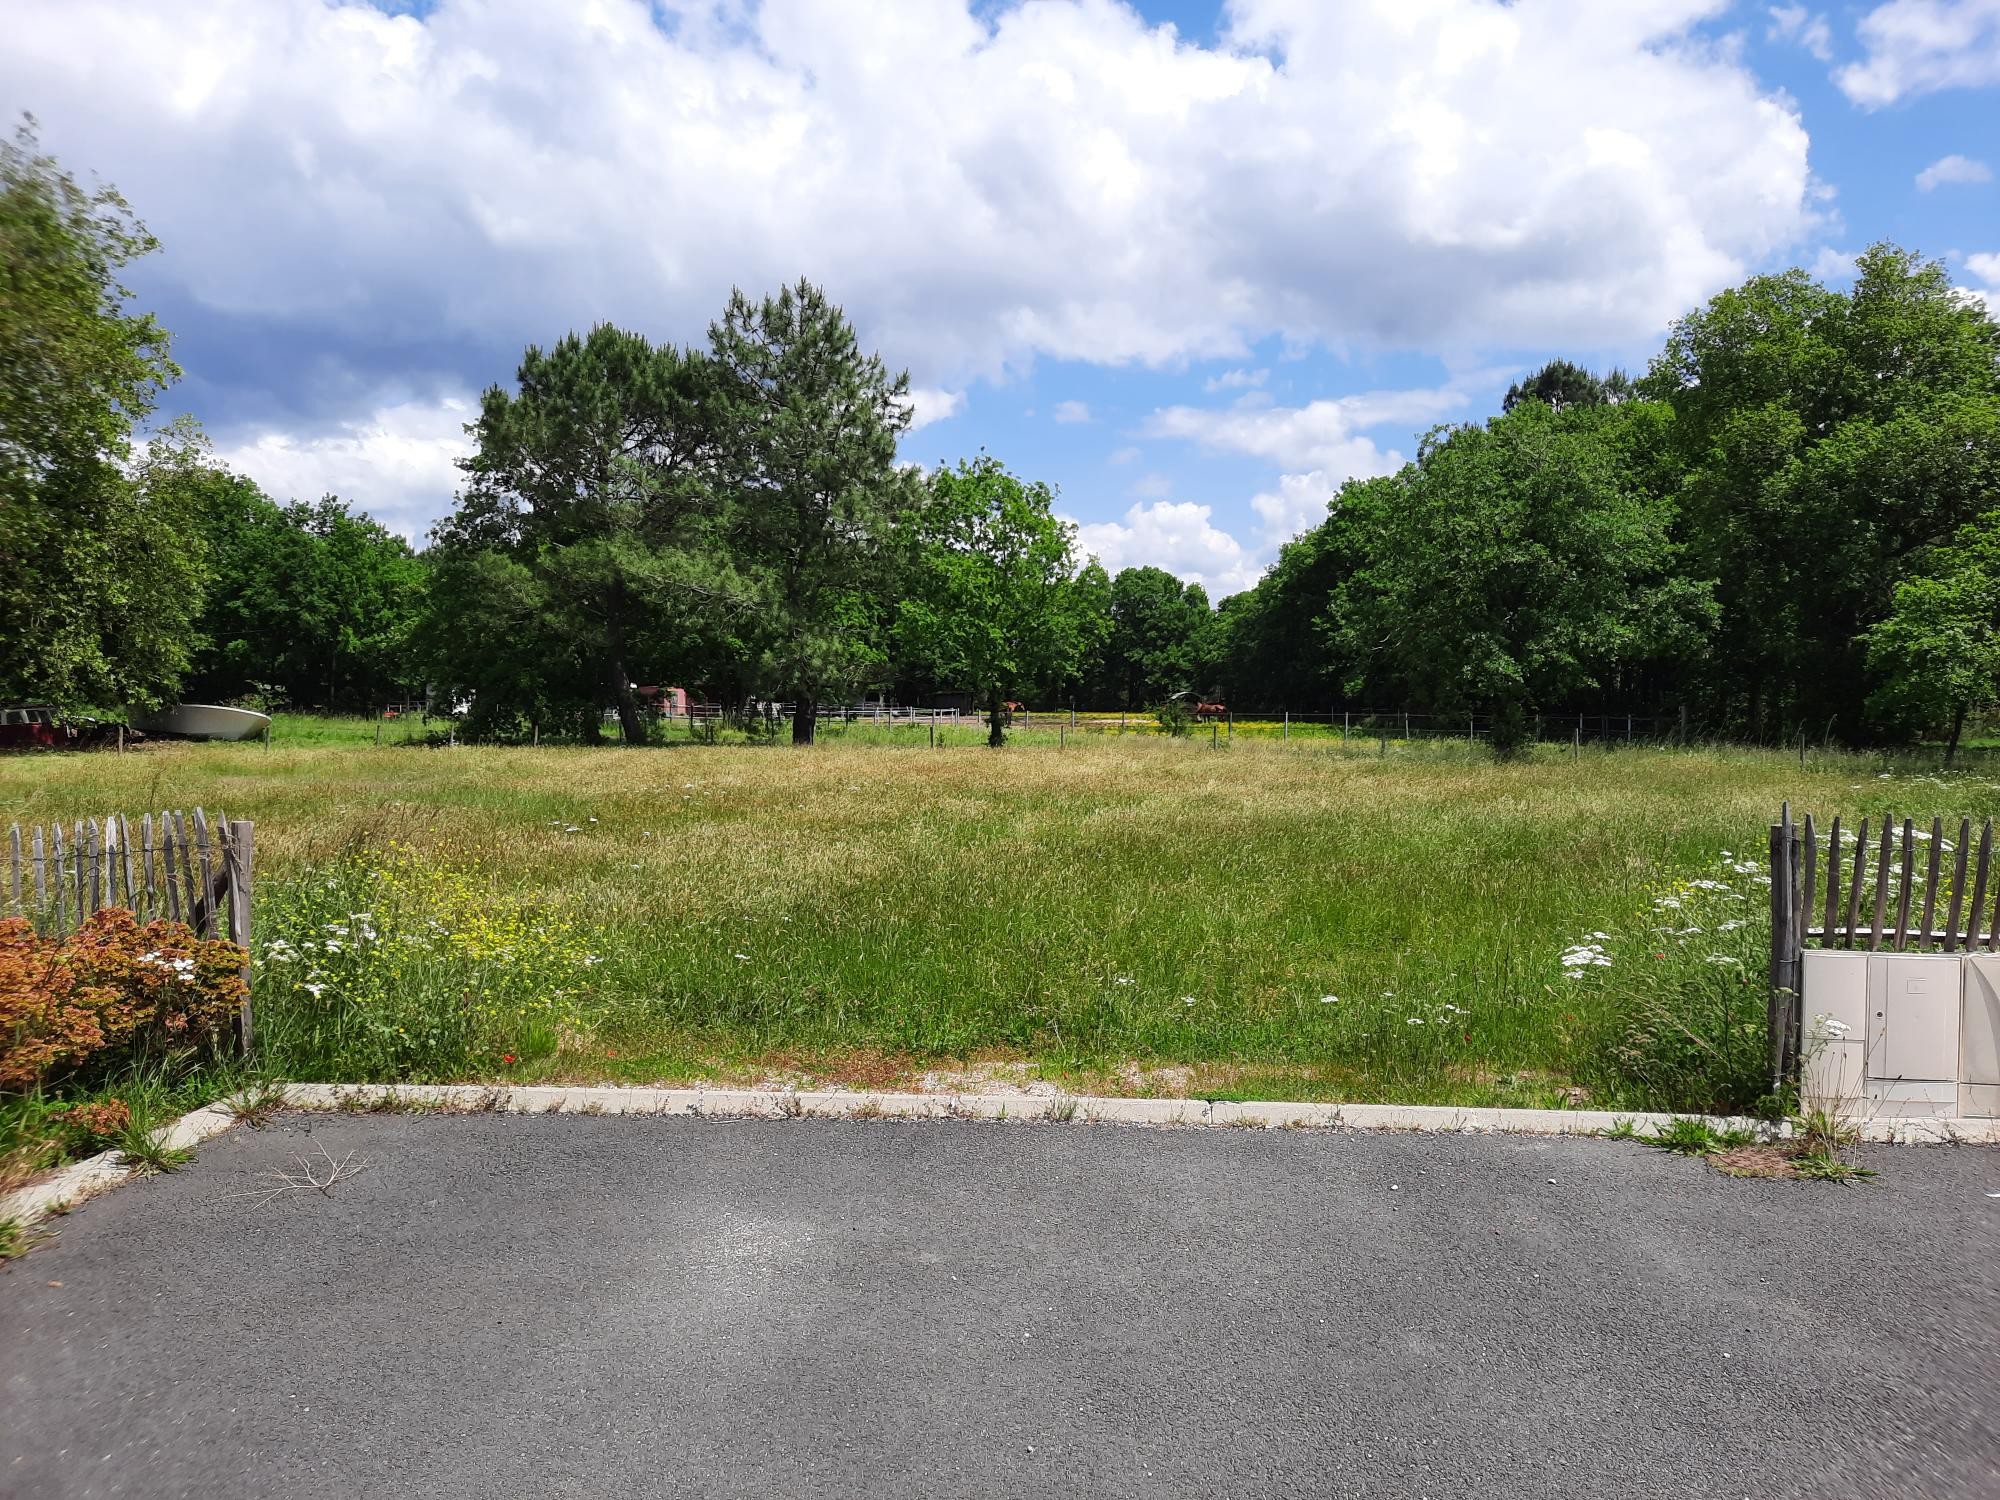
[0,706,63,751]
[0,706,130,752]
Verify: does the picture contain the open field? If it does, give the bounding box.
[9,732,2000,1107]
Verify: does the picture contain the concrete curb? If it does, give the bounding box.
[7,1084,1991,1235]
[276,1082,2000,1145]
[0,1101,242,1230]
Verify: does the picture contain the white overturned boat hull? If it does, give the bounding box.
[136,704,272,741]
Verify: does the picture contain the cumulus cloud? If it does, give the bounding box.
[1052,400,1093,424]
[210,395,475,540]
[4,2,1814,445]
[1838,0,2000,105]
[903,387,966,432]
[1140,385,1463,474]
[1916,153,1994,190]
[1070,501,1260,597]
[1963,251,2000,310]
[1767,5,1834,60]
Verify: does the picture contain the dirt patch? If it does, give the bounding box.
[1708,1143,1804,1179]
[919,1061,1061,1097]
[1113,1062,1197,1097]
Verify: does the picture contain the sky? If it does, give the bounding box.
[6,0,1999,598]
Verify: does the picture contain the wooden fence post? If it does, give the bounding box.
[228,820,254,1054]
[1768,805,1798,1093]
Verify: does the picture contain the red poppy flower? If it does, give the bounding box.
[501,1054,516,1064]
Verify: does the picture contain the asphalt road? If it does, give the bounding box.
[2,1114,1995,1500]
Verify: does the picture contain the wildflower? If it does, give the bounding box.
[1113,975,1133,986]
[1320,994,1339,1004]
[304,983,327,998]
[1182,995,1197,1005]
[501,1053,516,1064]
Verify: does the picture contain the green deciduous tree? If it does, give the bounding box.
[896,457,1101,746]
[0,120,197,712]
[185,468,424,711]
[708,280,918,743]
[1090,566,1216,708]
[434,323,726,743]
[1644,244,2000,740]
[1863,515,2000,764]
[1331,400,1712,754]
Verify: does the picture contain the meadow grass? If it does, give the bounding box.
[7,731,2000,1107]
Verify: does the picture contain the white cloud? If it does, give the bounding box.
[211,395,474,540]
[5,1,1814,417]
[1963,251,2000,311]
[1204,367,1269,393]
[1107,446,1141,466]
[1052,400,1093,424]
[1810,246,1860,281]
[1140,386,1458,474]
[1248,471,1341,550]
[1070,501,1260,597]
[1916,153,1994,190]
[1767,5,1834,60]
[1838,0,2000,105]
[903,387,965,432]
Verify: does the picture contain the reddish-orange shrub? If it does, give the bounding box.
[53,1098,132,1148]
[0,911,246,1093]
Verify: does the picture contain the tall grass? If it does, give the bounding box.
[7,735,2000,1105]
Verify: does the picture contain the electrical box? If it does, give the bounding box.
[1800,950,1993,1119]
[1869,956,1959,1082]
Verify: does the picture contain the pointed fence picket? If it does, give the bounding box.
[5,809,256,1051]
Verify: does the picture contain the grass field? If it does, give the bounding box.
[8,725,2000,1110]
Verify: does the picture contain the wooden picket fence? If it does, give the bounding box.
[5,809,256,1049]
[1767,803,1999,1089]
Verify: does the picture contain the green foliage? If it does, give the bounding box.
[182,466,424,711]
[708,280,919,742]
[432,322,727,744]
[0,120,196,712]
[1643,244,2000,740]
[1561,851,1773,1116]
[1153,696,1194,737]
[255,843,598,1080]
[1091,566,1215,707]
[1328,400,1713,755]
[895,457,1099,746]
[1502,358,1631,413]
[1863,514,2000,762]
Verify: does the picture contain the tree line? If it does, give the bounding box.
[6,123,1998,753]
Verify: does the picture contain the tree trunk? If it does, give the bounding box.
[793,700,817,745]
[607,656,645,745]
[1947,704,1966,768]
[987,692,1006,749]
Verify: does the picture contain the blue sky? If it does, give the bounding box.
[6,0,1999,595]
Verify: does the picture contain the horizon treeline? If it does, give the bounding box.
[7,121,1999,751]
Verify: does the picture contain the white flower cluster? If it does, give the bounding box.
[1559,941,1613,975]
